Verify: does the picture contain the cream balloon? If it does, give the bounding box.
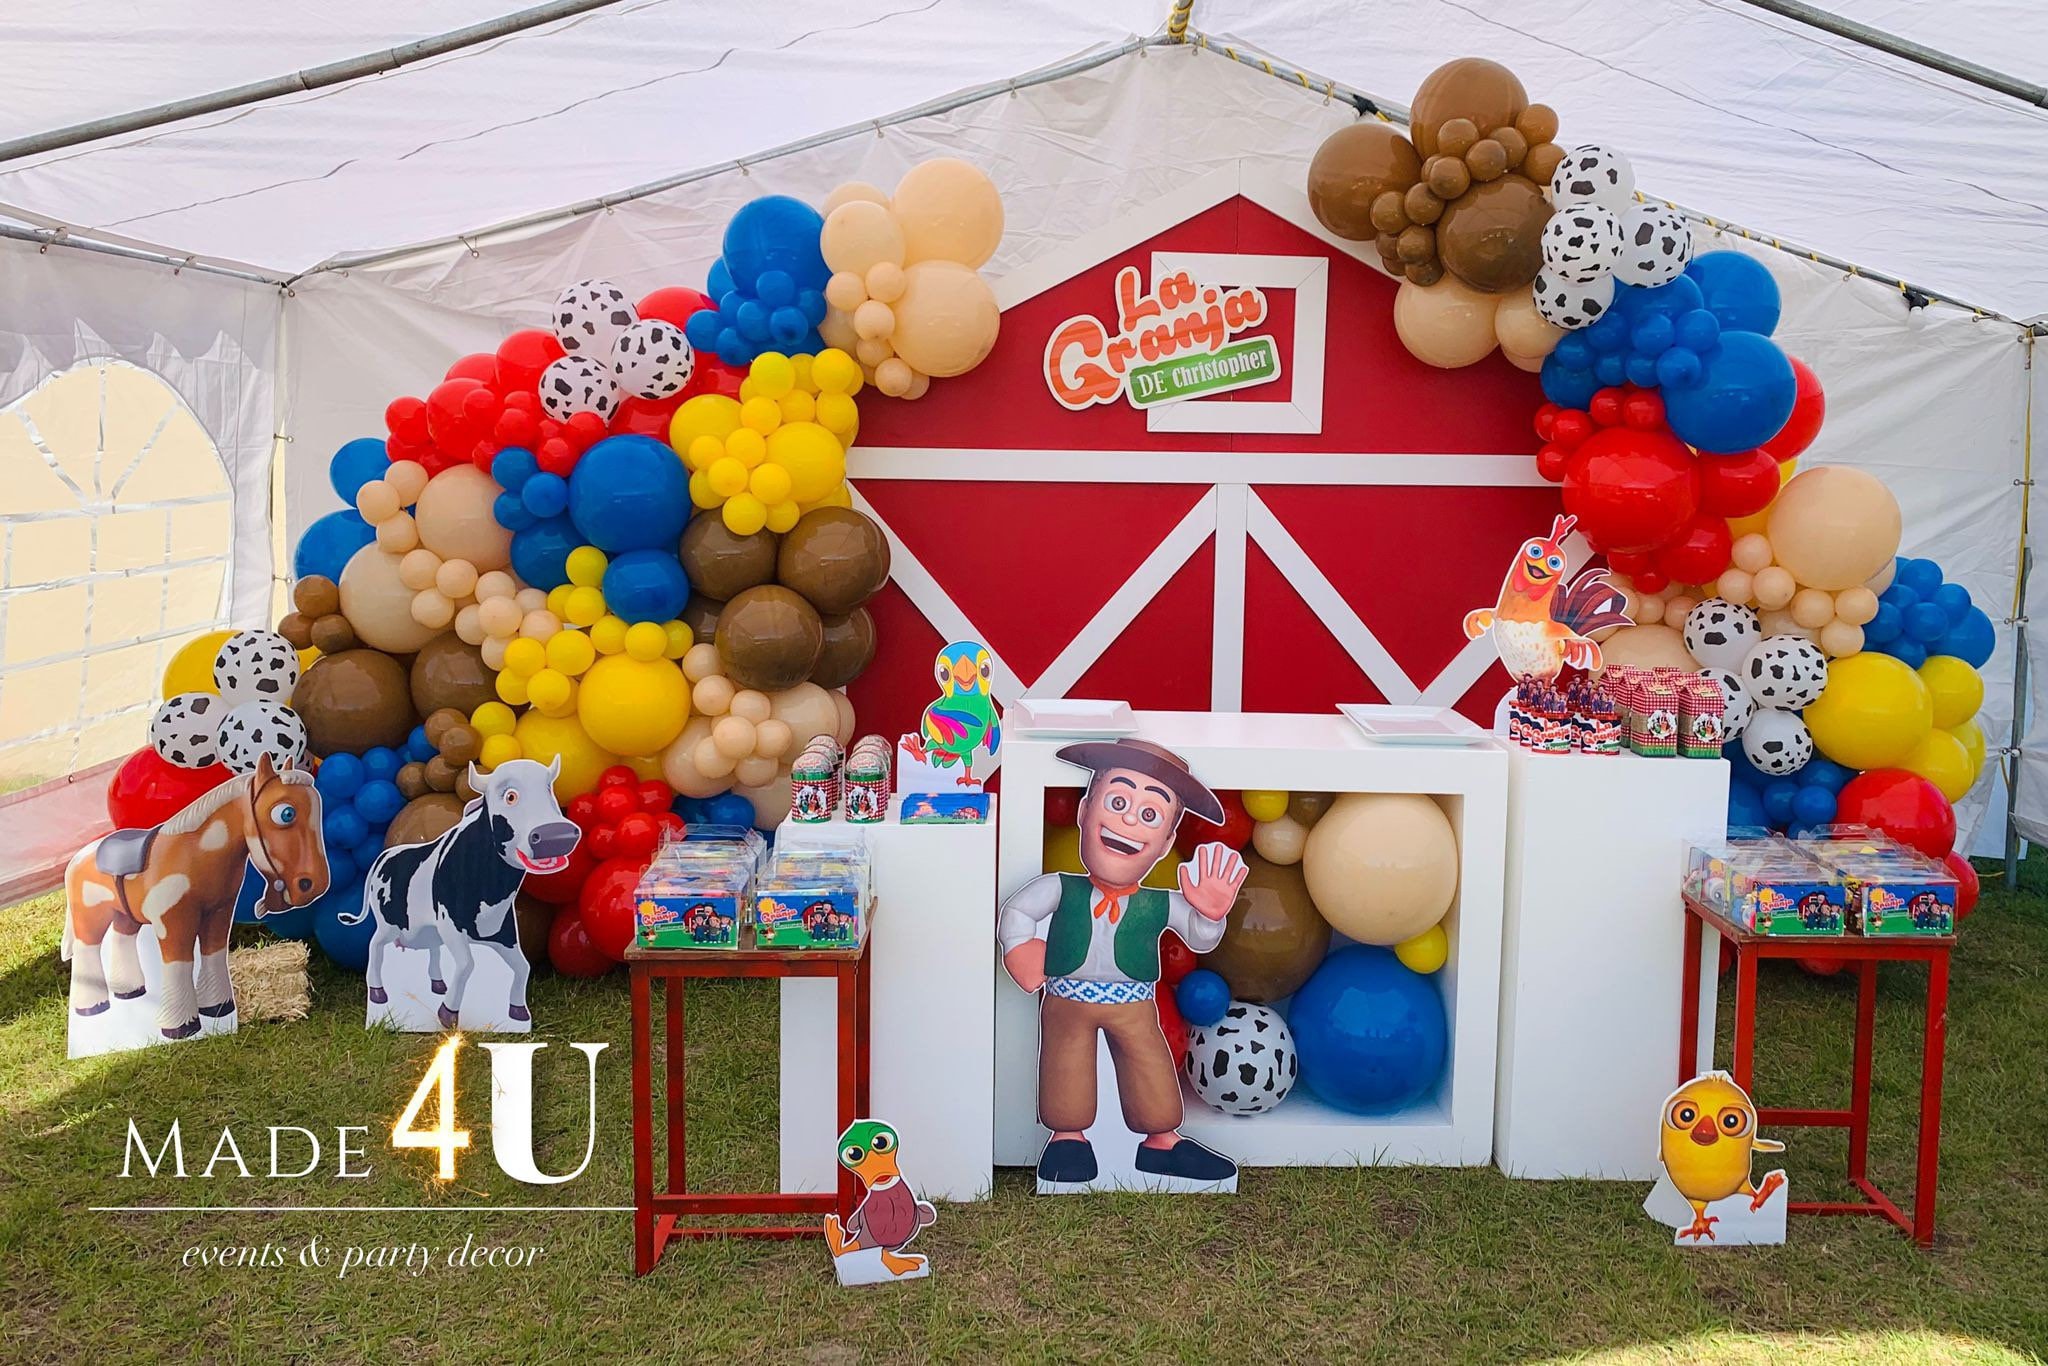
[735,766,795,830]
[822,181,890,216]
[770,682,842,753]
[1493,288,1563,358]
[1595,623,1699,671]
[413,464,514,571]
[338,544,443,653]
[1251,814,1309,866]
[831,689,855,745]
[1392,277,1502,369]
[888,261,1000,377]
[1301,793,1460,945]
[659,715,730,798]
[1501,348,1545,374]
[820,199,907,277]
[890,158,1004,268]
[1766,466,1903,591]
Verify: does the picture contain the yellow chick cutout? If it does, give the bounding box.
[1642,1071,1790,1247]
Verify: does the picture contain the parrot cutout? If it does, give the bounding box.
[1463,515,1632,683]
[825,1117,937,1286]
[898,641,1001,795]
[1642,1071,1789,1246]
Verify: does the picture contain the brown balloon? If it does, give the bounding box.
[294,648,418,755]
[424,755,460,792]
[1436,117,1479,158]
[679,594,725,645]
[1370,191,1410,235]
[1400,183,1442,226]
[423,706,465,748]
[776,508,890,616]
[439,725,481,765]
[396,762,429,800]
[679,514,779,602]
[409,632,495,718]
[1493,126,1529,170]
[276,612,313,650]
[810,607,877,689]
[1467,139,1508,182]
[293,575,340,619]
[385,792,466,849]
[308,613,357,655]
[1197,854,1332,1003]
[1410,57,1529,159]
[1436,173,1551,293]
[1396,224,1435,264]
[514,891,556,966]
[1306,122,1423,243]
[1406,259,1445,286]
[716,585,825,692]
[1289,791,1334,827]
[1516,102,1560,146]
[1524,141,1565,188]
[1427,157,1470,201]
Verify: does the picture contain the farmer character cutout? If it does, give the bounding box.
[999,738,1249,1187]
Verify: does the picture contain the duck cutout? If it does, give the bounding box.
[899,641,1000,793]
[1643,1071,1789,1246]
[824,1119,937,1286]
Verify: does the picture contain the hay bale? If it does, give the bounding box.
[228,940,311,1023]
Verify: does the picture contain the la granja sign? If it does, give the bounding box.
[1044,266,1281,411]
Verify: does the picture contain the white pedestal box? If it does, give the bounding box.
[996,711,1509,1169]
[1493,748,1728,1180]
[778,796,998,1202]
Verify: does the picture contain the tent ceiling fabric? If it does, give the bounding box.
[1806,1,2048,86]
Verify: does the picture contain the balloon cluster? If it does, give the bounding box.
[1533,147,1693,324]
[659,644,797,795]
[669,350,861,534]
[1863,555,1997,671]
[148,631,308,776]
[1710,465,1901,657]
[814,158,1005,397]
[682,196,832,368]
[540,279,697,424]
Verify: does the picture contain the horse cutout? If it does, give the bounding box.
[64,754,329,1055]
[348,757,579,1032]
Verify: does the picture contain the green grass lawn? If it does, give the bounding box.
[3,861,2045,1365]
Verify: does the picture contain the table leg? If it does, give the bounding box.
[855,952,873,1116]
[665,974,686,1196]
[1731,949,1758,1093]
[1914,954,1951,1248]
[1848,960,1877,1183]
[1679,916,1703,1087]
[836,961,859,1223]
[630,966,654,1276]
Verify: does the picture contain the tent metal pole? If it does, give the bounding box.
[2009,334,2036,884]
[1729,0,2048,110]
[0,0,627,165]
[0,221,287,286]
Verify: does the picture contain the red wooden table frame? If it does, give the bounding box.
[1679,893,1953,1247]
[628,937,871,1274]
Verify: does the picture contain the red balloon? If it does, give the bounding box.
[1156,986,1190,1068]
[1607,549,1651,577]
[1176,790,1252,857]
[636,779,673,813]
[1836,769,1956,859]
[614,812,662,861]
[687,361,746,400]
[1159,931,1198,986]
[106,749,233,831]
[1761,356,1824,462]
[1551,408,1593,450]
[1697,448,1782,518]
[1533,403,1561,441]
[494,407,540,451]
[599,764,637,789]
[496,329,565,396]
[1621,388,1666,431]
[1633,568,1670,594]
[658,811,686,838]
[1587,387,1625,428]
[548,907,615,978]
[637,287,714,329]
[1797,957,1846,977]
[1045,787,1080,827]
[425,378,488,457]
[445,352,499,386]
[536,437,578,477]
[564,411,609,452]
[524,845,594,905]
[1717,939,1735,976]
[1654,514,1734,587]
[1561,427,1700,554]
[586,825,619,861]
[384,395,429,445]
[595,784,637,824]
[566,791,599,827]
[578,855,651,961]
[1942,850,1980,919]
[1534,443,1569,482]
[609,394,683,439]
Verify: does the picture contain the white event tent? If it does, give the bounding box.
[1,0,2044,852]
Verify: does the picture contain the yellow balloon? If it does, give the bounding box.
[765,422,846,503]
[513,709,618,799]
[669,394,742,457]
[1243,789,1290,823]
[478,733,522,770]
[1727,458,1797,540]
[1949,717,1987,780]
[565,545,608,589]
[1142,849,1186,892]
[546,629,597,677]
[1395,924,1449,974]
[577,655,690,757]
[750,352,797,400]
[163,629,234,697]
[1043,825,1084,875]
[1804,652,1933,770]
[470,701,518,737]
[1899,727,1975,803]
[1918,655,1984,729]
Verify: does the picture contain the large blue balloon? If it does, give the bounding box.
[1288,947,1447,1114]
[294,509,376,581]
[603,549,691,624]
[1685,252,1781,336]
[233,864,316,938]
[1662,331,1797,454]
[510,515,581,589]
[1938,605,1996,668]
[1727,781,1770,831]
[312,877,374,972]
[722,196,830,292]
[568,435,691,553]
[329,438,391,503]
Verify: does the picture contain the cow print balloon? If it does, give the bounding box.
[552,280,636,357]
[216,700,307,775]
[1742,708,1812,776]
[539,354,620,423]
[1540,206,1625,285]
[149,691,223,769]
[1615,202,1694,287]
[1549,144,1637,214]
[1186,1002,1298,1116]
[1532,269,1615,331]
[1699,667,1755,741]
[1684,599,1763,672]
[1741,636,1829,712]
[611,319,695,401]
[213,629,301,709]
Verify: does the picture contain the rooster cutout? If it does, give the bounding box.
[1462,515,1632,682]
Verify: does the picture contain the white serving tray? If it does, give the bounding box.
[1337,703,1489,746]
[1008,697,1137,737]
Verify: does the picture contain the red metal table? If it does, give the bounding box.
[1679,893,1954,1247]
[628,932,871,1274]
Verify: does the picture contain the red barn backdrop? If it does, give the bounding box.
[842,165,1566,754]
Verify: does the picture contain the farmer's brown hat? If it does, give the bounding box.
[1056,737,1224,824]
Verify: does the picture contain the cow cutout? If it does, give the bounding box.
[347,757,579,1033]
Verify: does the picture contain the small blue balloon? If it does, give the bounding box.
[1906,601,1950,644]
[362,746,402,782]
[1663,330,1797,454]
[716,329,751,369]
[1586,310,1632,354]
[569,435,692,554]
[1686,251,1782,335]
[1727,782,1770,831]
[1888,637,1928,669]
[1290,947,1447,1114]
[1801,757,1854,793]
[294,509,377,582]
[707,258,735,300]
[1540,354,1599,409]
[491,446,538,493]
[495,491,539,532]
[1673,308,1721,354]
[1762,779,1799,827]
[756,270,797,308]
[1175,969,1232,1027]
[329,438,392,503]
[683,309,722,352]
[1624,354,1660,388]
[316,750,366,799]
[1654,347,1702,390]
[1934,582,1973,626]
[1897,556,1944,595]
[1594,352,1628,386]
[1865,600,1903,645]
[1723,737,1767,788]
[522,470,569,519]
[312,877,374,972]
[602,548,692,624]
[798,288,828,326]
[697,791,757,829]
[1619,274,1701,324]
[404,725,435,763]
[1938,605,1996,668]
[1630,314,1675,357]
[355,777,406,825]
[1554,335,1595,369]
[735,299,771,343]
[769,306,810,347]
[1792,784,1838,827]
[717,289,747,324]
[1881,582,1920,614]
[350,837,386,873]
[324,805,369,853]
[511,515,580,589]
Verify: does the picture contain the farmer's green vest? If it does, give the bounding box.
[1042,872,1169,982]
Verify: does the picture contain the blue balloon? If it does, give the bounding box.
[1654,347,1702,390]
[1594,352,1628,386]
[1663,331,1797,454]
[798,288,828,326]
[1865,601,1903,645]
[1906,601,1950,644]
[1685,252,1782,335]
[1938,605,1996,668]
[1887,637,1928,669]
[511,515,580,589]
[494,491,539,532]
[1289,947,1447,1114]
[1624,354,1660,388]
[568,435,691,553]
[1801,757,1854,793]
[602,549,691,624]
[1540,354,1600,409]
[491,446,538,493]
[1896,556,1944,596]
[1762,779,1799,827]
[294,509,377,581]
[1630,314,1675,357]
[697,791,759,830]
[1727,781,1770,831]
[735,299,771,343]
[717,289,746,323]
[769,306,810,347]
[329,438,391,503]
[1175,969,1232,1028]
[1881,581,1920,614]
[1554,334,1595,369]
[349,837,386,873]
[363,746,402,782]
[715,330,752,369]
[312,877,374,972]
[316,750,365,800]
[722,196,830,292]
[683,308,722,352]
[404,725,436,763]
[1586,309,1632,354]
[1792,783,1838,828]
[1673,308,1721,354]
[707,257,735,300]
[756,270,797,308]
[324,805,369,852]
[355,778,406,825]
[522,470,569,519]
[1934,582,1973,626]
